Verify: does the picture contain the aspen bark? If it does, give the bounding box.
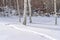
[17,0,21,22]
[54,0,57,25]
[28,0,32,23]
[23,0,27,25]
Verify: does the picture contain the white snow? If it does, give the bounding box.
[0,16,60,40]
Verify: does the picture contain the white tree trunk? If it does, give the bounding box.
[54,0,57,25]
[23,0,27,25]
[28,0,32,23]
[16,0,21,22]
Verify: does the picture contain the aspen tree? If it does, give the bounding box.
[54,0,57,25]
[23,0,27,25]
[17,0,21,22]
[28,0,32,23]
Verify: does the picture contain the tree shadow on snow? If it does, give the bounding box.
[27,23,60,31]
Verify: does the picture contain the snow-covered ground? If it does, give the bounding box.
[0,16,60,40]
[26,16,60,30]
[0,25,50,40]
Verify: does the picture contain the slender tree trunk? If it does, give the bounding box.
[23,0,27,25]
[5,0,7,6]
[3,0,5,16]
[9,0,11,7]
[54,0,57,25]
[2,0,4,8]
[16,0,21,22]
[28,0,32,23]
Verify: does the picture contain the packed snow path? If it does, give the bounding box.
[0,24,56,40]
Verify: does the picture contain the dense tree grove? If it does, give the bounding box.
[0,0,60,13]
